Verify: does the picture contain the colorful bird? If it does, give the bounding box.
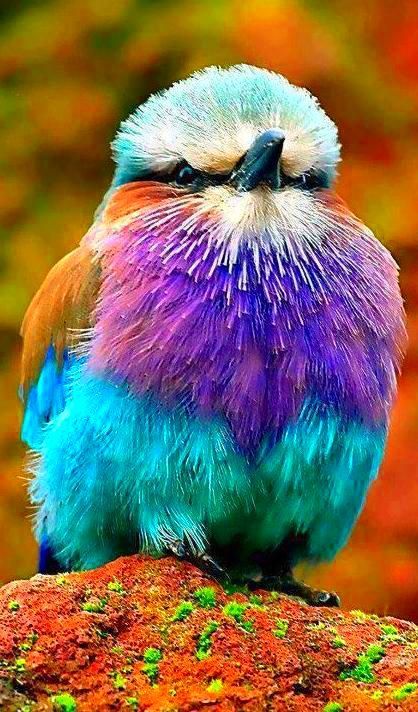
[20,65,406,605]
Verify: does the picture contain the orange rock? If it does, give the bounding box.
[0,555,417,711]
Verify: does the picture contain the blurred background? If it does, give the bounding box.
[0,0,417,621]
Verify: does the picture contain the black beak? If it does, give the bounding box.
[231,129,285,192]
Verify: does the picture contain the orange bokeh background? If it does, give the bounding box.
[0,0,417,620]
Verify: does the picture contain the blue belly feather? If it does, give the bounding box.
[25,357,387,570]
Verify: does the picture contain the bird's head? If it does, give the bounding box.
[102,64,345,259]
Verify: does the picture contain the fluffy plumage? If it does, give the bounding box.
[21,65,406,590]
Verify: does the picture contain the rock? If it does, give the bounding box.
[0,556,417,711]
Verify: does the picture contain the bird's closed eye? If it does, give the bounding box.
[173,162,200,187]
[281,170,330,190]
[170,161,229,189]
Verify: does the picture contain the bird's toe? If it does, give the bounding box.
[310,590,340,608]
[165,540,226,581]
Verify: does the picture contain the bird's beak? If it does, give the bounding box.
[230,129,285,192]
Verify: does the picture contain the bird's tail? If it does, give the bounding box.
[38,538,61,575]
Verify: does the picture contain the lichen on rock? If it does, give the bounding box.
[0,555,417,710]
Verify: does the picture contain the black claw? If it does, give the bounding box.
[313,591,340,608]
[168,540,186,558]
[198,553,227,580]
[166,541,226,581]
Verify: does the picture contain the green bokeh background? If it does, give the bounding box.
[1,0,418,620]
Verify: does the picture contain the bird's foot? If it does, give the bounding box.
[166,540,226,581]
[249,573,340,607]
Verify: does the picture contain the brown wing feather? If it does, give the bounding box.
[20,245,99,400]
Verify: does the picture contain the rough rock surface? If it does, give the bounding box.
[0,556,417,711]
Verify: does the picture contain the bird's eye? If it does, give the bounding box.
[168,161,230,190]
[300,171,329,190]
[281,169,329,191]
[174,163,199,186]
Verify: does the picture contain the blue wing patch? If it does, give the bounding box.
[21,346,72,450]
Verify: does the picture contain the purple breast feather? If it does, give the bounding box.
[87,188,406,455]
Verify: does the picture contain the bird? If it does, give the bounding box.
[20,65,406,606]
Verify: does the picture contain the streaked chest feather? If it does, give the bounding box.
[87,192,404,455]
